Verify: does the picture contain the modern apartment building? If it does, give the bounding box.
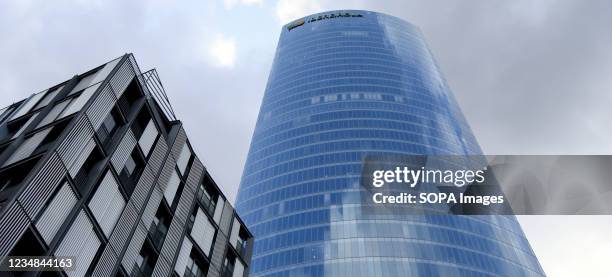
[0,54,252,277]
[236,10,544,276]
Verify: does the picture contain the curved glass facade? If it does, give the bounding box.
[236,10,544,277]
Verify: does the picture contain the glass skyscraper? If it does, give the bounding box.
[236,10,544,277]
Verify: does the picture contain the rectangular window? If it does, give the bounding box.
[36,99,70,128]
[119,147,145,196]
[111,131,137,172]
[116,80,144,117]
[124,155,137,175]
[213,197,225,224]
[131,239,158,277]
[131,107,152,139]
[96,107,123,149]
[138,119,158,158]
[232,259,245,277]
[176,142,191,175]
[9,229,46,257]
[88,170,125,237]
[229,217,241,249]
[91,57,120,85]
[148,203,172,250]
[69,71,98,95]
[0,157,40,205]
[163,170,181,206]
[73,146,105,194]
[190,208,216,256]
[33,85,63,110]
[230,219,250,258]
[221,251,237,277]
[60,83,100,118]
[68,138,96,178]
[174,239,193,277]
[10,112,39,139]
[184,250,208,277]
[0,106,15,124]
[3,127,51,166]
[35,182,78,244]
[55,210,101,277]
[9,91,46,121]
[196,179,219,216]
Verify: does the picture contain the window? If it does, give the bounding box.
[189,207,216,256]
[33,85,63,110]
[148,203,172,250]
[196,179,219,216]
[10,112,38,139]
[8,91,46,121]
[73,146,105,195]
[9,228,46,257]
[124,155,137,175]
[35,119,71,155]
[221,251,244,277]
[117,80,144,117]
[97,107,123,149]
[36,99,71,128]
[0,157,40,206]
[131,240,158,277]
[230,218,249,258]
[3,127,51,166]
[221,250,245,277]
[88,170,125,237]
[59,83,99,118]
[119,147,145,195]
[69,71,98,95]
[4,112,38,141]
[132,108,152,139]
[184,250,208,277]
[163,170,181,207]
[35,181,78,244]
[213,197,225,224]
[0,105,16,124]
[55,210,101,277]
[174,239,193,277]
[176,142,192,175]
[138,119,158,158]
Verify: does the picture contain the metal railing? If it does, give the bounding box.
[141,69,177,121]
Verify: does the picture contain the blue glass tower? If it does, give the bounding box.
[236,10,544,277]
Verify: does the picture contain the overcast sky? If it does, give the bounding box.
[1,0,611,276]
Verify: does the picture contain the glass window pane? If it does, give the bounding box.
[9,91,46,120]
[36,99,70,128]
[176,142,191,175]
[88,171,125,236]
[60,83,100,118]
[34,86,62,110]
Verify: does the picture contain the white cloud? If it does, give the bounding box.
[223,0,262,10]
[208,34,236,68]
[276,0,321,24]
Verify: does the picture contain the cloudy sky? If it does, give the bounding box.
[1,0,611,275]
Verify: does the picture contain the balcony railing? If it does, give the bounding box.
[141,69,176,121]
